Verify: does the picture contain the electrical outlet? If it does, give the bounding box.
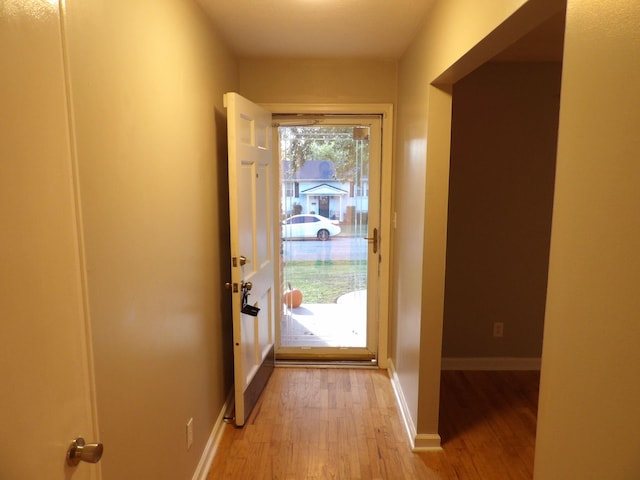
[186,418,194,450]
[493,322,504,338]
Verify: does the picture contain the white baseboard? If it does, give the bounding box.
[387,359,442,452]
[441,357,542,371]
[192,390,234,480]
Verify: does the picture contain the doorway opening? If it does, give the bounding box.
[275,116,382,362]
[428,3,565,452]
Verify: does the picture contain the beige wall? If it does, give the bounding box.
[534,1,640,478]
[394,0,564,441]
[238,58,397,104]
[443,62,561,358]
[62,0,237,478]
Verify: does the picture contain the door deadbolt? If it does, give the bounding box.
[233,256,249,267]
[67,437,103,466]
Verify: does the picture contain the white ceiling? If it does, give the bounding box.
[197,0,437,59]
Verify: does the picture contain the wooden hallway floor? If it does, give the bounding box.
[207,367,539,479]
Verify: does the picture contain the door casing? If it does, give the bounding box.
[263,103,394,368]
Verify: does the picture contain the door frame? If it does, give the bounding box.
[262,103,393,368]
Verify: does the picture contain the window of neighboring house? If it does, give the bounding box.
[284,181,295,197]
[355,181,369,197]
[284,182,300,197]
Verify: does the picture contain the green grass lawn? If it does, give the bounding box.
[283,260,367,304]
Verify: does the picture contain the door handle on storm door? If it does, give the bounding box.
[364,228,378,254]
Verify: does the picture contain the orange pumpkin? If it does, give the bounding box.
[283,289,303,308]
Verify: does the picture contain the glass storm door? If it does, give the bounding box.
[276,116,382,362]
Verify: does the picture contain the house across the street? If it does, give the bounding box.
[282,159,368,222]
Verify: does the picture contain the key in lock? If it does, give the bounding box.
[241,282,260,317]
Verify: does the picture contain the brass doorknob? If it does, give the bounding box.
[67,437,103,466]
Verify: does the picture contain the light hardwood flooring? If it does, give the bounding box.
[420,370,539,479]
[208,368,539,479]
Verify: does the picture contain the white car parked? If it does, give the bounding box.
[281,214,341,240]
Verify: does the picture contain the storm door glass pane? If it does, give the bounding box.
[279,125,370,348]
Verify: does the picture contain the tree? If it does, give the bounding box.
[278,126,369,183]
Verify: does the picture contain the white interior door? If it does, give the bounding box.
[224,92,276,426]
[0,1,99,475]
[0,170,100,480]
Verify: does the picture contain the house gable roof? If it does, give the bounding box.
[300,183,348,195]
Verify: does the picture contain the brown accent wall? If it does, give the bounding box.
[443,62,562,358]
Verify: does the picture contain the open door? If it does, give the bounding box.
[224,92,276,426]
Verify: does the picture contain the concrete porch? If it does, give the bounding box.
[280,290,367,347]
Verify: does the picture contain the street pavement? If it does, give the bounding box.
[281,236,368,262]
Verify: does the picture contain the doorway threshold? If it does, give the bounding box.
[275,359,378,369]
